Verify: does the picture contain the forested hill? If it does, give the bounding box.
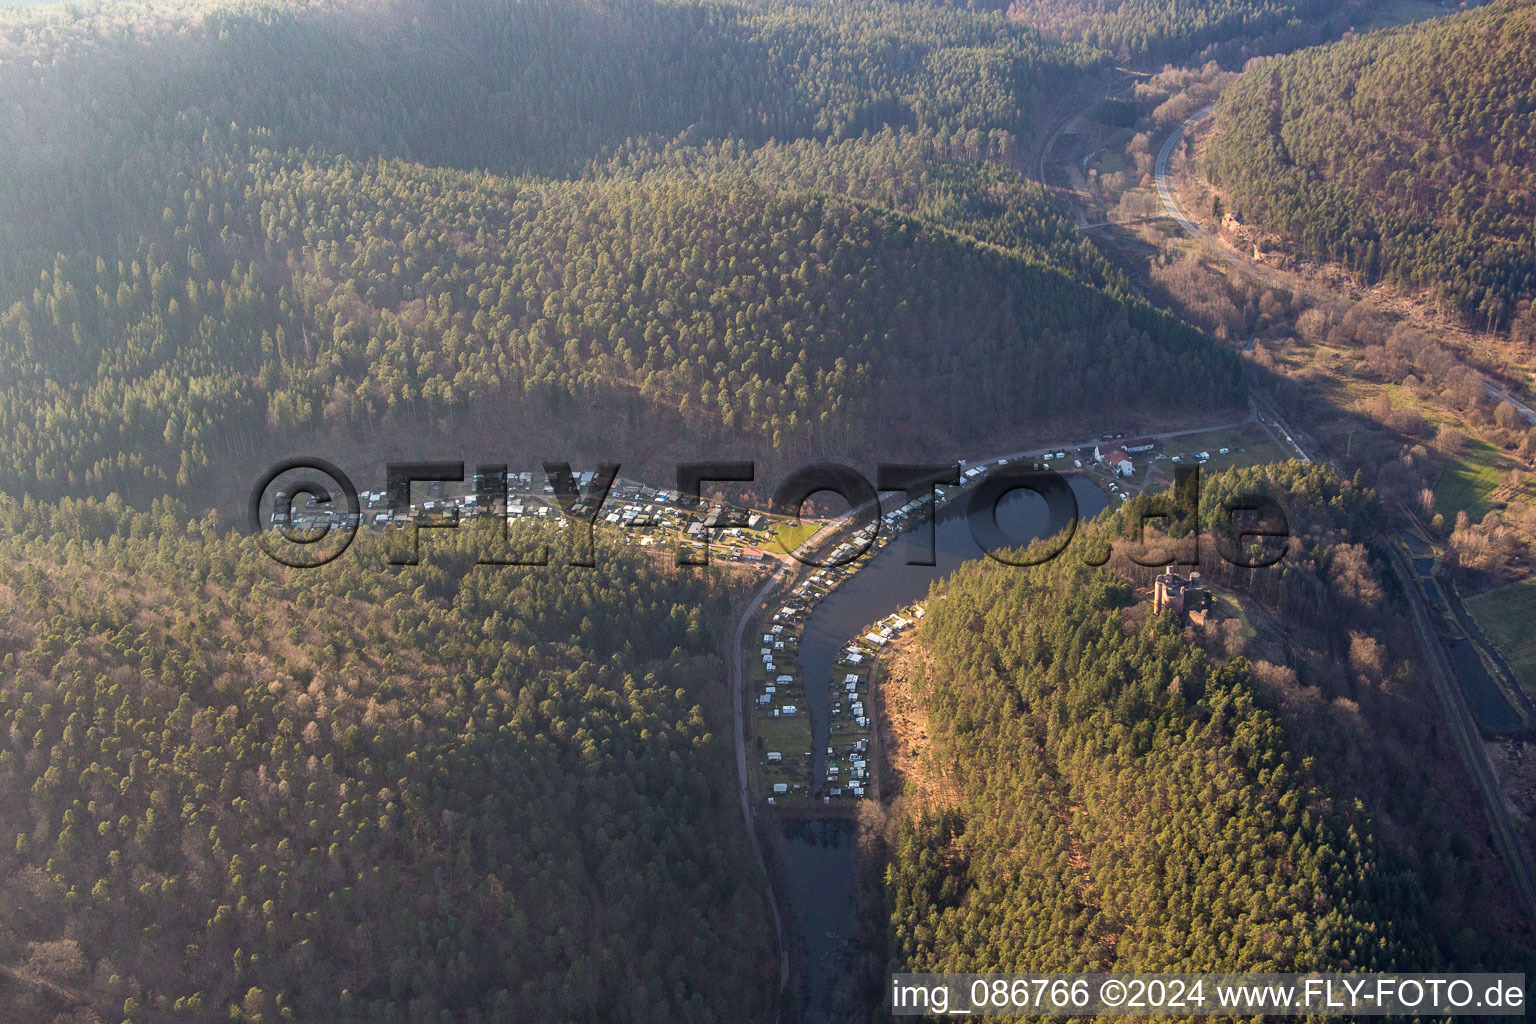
[891,561,1423,976]
[0,501,771,1023]
[0,141,1243,501]
[952,0,1383,63]
[0,0,1247,505]
[890,462,1531,978]
[1206,0,1536,332]
[589,129,1130,296]
[0,0,1097,277]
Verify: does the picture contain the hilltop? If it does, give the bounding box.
[1206,0,1536,333]
[0,0,1246,504]
[888,462,1535,979]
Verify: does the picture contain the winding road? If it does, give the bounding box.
[1033,69,1139,221]
[1022,57,1536,940]
[991,408,1260,465]
[1154,105,1239,265]
[1154,107,1211,234]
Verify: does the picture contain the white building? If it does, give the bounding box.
[1099,446,1134,477]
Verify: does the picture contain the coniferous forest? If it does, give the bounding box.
[0,3,1246,1019]
[0,505,768,1022]
[975,0,1377,64]
[0,0,1247,503]
[1207,0,1536,330]
[891,463,1528,984]
[0,1,1529,1022]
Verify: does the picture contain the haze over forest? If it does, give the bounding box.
[0,0,1532,1022]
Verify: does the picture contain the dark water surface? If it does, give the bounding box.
[780,474,1107,1022]
[1447,639,1525,734]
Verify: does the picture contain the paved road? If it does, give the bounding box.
[1483,381,1536,426]
[724,403,1398,1022]
[807,409,1263,541]
[1388,544,1536,929]
[730,565,790,1019]
[988,407,1257,466]
[1154,106,1235,262]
